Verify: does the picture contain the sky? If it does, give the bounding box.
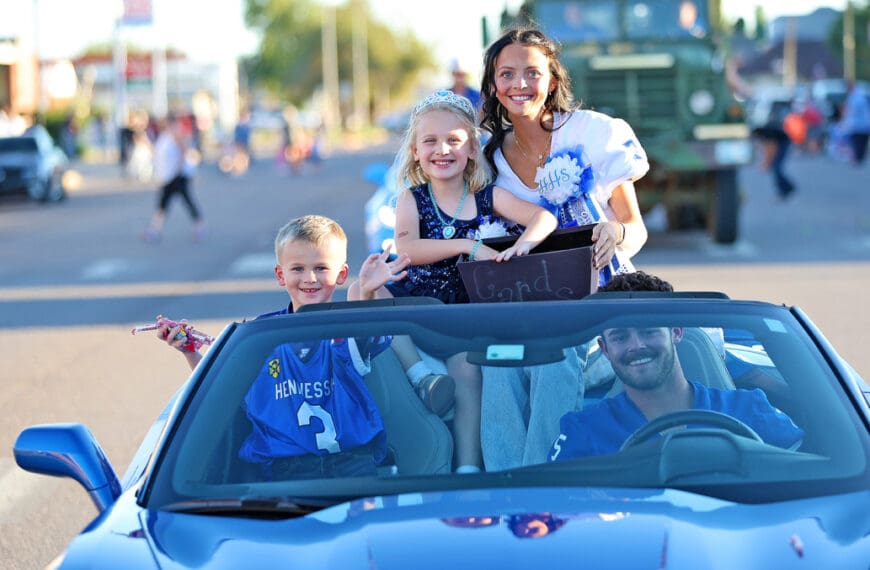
[0,0,854,74]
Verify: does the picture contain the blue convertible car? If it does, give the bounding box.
[14,294,870,568]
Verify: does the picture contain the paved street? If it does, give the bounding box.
[0,139,868,569]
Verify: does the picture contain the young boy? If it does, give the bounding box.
[158,214,410,479]
[159,214,408,366]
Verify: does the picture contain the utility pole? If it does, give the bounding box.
[351,0,369,130]
[843,0,856,82]
[783,17,798,88]
[321,4,341,133]
[32,0,47,114]
[112,13,128,160]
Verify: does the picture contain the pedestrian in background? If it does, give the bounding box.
[142,114,206,243]
[752,101,796,200]
[842,81,870,165]
[447,59,481,111]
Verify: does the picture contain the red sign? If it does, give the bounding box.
[125,53,153,85]
[122,0,153,26]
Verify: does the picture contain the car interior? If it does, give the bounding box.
[159,303,866,501]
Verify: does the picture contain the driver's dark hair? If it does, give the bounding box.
[598,271,674,293]
[480,26,576,175]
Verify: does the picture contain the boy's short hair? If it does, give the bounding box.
[274,215,347,260]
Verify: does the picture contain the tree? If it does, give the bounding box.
[243,0,436,108]
[754,6,767,41]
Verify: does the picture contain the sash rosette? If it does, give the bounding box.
[534,151,596,227]
[533,150,632,285]
[474,216,511,240]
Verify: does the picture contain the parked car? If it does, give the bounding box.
[0,124,68,202]
[13,294,870,568]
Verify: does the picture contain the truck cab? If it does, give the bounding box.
[526,0,751,243]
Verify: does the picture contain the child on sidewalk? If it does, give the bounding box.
[349,90,557,473]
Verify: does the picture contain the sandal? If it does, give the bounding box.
[416,373,455,416]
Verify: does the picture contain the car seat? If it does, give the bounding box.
[364,347,454,475]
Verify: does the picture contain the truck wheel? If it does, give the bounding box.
[667,204,704,231]
[710,169,739,244]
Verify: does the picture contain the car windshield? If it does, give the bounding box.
[0,137,38,152]
[538,1,620,43]
[143,297,869,511]
[537,0,708,43]
[624,0,708,39]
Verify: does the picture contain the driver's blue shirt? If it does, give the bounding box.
[548,381,804,461]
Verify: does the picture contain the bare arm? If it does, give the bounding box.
[491,186,558,261]
[393,189,478,264]
[591,181,648,269]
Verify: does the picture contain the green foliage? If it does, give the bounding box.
[243,0,436,107]
[38,108,71,142]
[753,6,766,41]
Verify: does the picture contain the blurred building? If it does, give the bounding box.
[72,51,239,131]
[0,36,38,116]
[734,7,844,89]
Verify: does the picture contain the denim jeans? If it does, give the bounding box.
[480,348,584,471]
[269,447,377,480]
[770,138,795,198]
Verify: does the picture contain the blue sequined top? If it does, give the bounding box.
[387,183,496,304]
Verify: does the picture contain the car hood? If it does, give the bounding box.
[63,487,870,569]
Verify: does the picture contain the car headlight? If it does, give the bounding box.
[377,205,396,229]
[689,90,715,115]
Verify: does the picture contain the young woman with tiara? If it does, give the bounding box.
[350,89,557,473]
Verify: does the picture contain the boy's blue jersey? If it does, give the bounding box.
[239,336,391,465]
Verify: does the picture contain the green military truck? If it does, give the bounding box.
[520,0,751,243]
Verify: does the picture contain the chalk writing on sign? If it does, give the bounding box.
[459,247,596,303]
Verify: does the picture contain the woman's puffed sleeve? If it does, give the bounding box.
[591,117,650,204]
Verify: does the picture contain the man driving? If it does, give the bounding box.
[548,325,804,460]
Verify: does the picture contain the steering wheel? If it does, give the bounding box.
[619,410,763,451]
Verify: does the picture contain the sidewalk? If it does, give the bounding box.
[68,159,152,195]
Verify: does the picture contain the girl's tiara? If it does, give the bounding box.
[412,90,475,118]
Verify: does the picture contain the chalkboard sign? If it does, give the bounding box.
[458,225,598,303]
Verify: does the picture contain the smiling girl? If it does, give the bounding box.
[351,89,556,473]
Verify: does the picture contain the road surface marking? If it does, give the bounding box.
[80,259,130,281]
[230,253,277,276]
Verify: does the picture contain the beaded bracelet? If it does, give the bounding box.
[469,239,483,261]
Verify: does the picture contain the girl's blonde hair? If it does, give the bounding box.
[394,90,492,193]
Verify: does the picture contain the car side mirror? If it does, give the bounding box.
[13,423,121,513]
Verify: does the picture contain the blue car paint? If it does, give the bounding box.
[54,485,870,569]
[13,423,121,511]
[14,301,870,569]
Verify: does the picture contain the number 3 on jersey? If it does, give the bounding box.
[297,402,341,453]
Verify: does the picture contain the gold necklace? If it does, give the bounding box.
[513,129,552,168]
